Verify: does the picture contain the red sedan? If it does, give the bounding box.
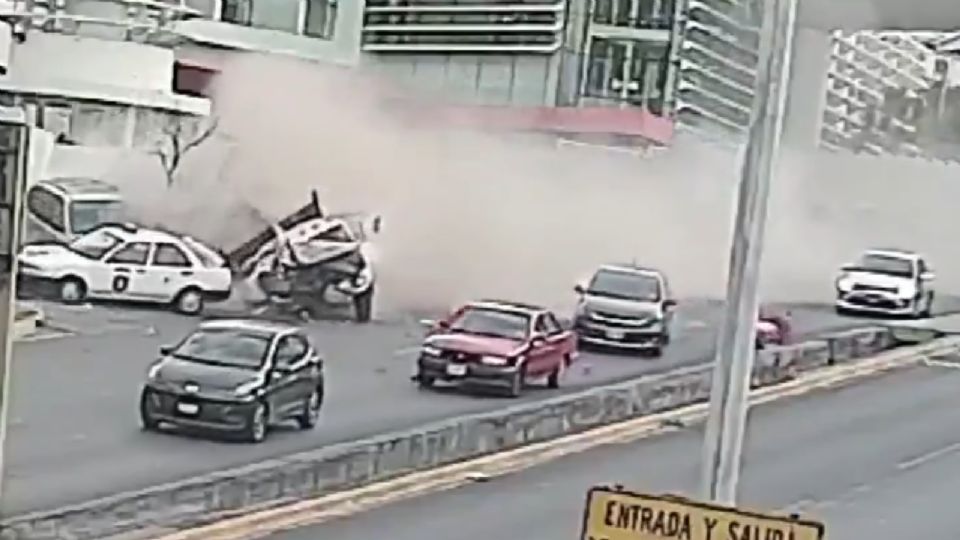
[413,300,578,397]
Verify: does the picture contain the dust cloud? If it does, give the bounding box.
[116,53,960,315]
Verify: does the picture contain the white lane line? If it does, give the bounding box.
[921,358,960,369]
[897,441,960,471]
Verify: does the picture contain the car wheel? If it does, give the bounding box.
[242,402,268,443]
[416,374,435,390]
[507,365,526,398]
[647,345,664,358]
[174,288,205,316]
[354,287,374,323]
[296,389,322,430]
[921,293,934,318]
[59,277,87,304]
[139,390,160,432]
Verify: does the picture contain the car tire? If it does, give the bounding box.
[647,346,663,358]
[59,276,87,304]
[921,293,934,318]
[174,288,205,316]
[296,388,322,430]
[506,365,526,398]
[139,390,160,432]
[416,374,435,390]
[241,402,269,443]
[354,287,374,323]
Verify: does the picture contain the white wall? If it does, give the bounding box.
[0,33,208,114]
[365,53,560,107]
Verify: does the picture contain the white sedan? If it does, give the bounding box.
[18,224,233,315]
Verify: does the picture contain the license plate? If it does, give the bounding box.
[176,402,199,415]
[605,329,625,339]
[446,363,467,377]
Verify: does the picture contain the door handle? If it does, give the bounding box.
[180,271,194,277]
[114,267,131,274]
[135,269,146,274]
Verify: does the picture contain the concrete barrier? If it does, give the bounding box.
[12,303,44,342]
[0,326,906,539]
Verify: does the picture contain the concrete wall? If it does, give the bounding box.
[782,29,832,149]
[364,53,561,107]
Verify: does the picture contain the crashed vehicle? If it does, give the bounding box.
[226,190,381,323]
[755,307,793,350]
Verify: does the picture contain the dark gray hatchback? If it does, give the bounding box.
[139,318,325,443]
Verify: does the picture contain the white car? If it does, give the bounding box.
[18,224,233,315]
[834,248,935,318]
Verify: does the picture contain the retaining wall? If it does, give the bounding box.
[0,326,902,539]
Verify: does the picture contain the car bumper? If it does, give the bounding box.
[836,295,914,315]
[141,386,256,432]
[574,321,665,349]
[416,356,519,388]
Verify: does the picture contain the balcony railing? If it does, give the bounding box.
[361,0,566,54]
[0,0,201,42]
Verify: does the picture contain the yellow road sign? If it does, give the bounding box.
[580,486,825,540]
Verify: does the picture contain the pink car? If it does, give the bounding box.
[756,308,793,349]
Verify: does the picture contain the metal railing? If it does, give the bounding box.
[361,0,566,54]
[0,0,200,42]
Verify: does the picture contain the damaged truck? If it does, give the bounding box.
[226,190,381,323]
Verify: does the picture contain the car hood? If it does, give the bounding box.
[844,271,914,291]
[425,333,527,357]
[154,356,260,390]
[19,244,88,267]
[581,294,662,318]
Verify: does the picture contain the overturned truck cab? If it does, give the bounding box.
[226,191,381,323]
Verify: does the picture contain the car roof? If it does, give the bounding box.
[863,248,920,260]
[598,263,664,277]
[91,223,188,244]
[39,177,122,201]
[469,299,546,316]
[197,318,301,336]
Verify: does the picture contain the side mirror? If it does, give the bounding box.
[159,345,174,356]
[371,216,382,234]
[663,299,677,309]
[840,263,856,272]
[574,284,585,294]
[921,271,935,281]
[530,334,546,347]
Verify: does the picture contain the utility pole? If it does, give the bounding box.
[0,109,29,500]
[700,0,798,505]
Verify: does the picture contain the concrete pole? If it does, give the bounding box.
[0,113,29,499]
[700,0,798,505]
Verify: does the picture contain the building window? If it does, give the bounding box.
[592,0,674,30]
[584,37,669,112]
[585,38,628,99]
[221,0,301,33]
[304,0,337,39]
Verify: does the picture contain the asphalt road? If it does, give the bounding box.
[265,361,960,540]
[4,297,955,516]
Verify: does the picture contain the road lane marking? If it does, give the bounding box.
[921,358,960,369]
[148,339,954,540]
[897,441,960,471]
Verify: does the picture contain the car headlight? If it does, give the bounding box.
[422,345,442,357]
[836,276,854,292]
[481,355,509,366]
[147,363,162,380]
[235,379,262,396]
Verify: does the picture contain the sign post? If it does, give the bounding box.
[700,0,799,505]
[0,107,29,499]
[580,486,824,540]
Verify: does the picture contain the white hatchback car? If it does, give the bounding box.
[18,224,232,315]
[834,248,935,318]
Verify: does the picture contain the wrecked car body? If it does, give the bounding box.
[226,190,381,323]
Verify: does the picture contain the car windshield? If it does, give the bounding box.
[588,269,662,302]
[172,328,272,370]
[69,200,126,235]
[69,229,123,259]
[447,307,530,341]
[857,254,914,278]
